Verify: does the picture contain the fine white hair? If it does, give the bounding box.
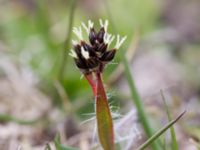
[73,26,83,40]
[82,20,94,34]
[104,33,115,46]
[69,49,78,58]
[115,35,127,49]
[99,19,109,32]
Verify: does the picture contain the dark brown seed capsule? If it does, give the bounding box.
[80,41,89,50]
[97,27,105,43]
[89,28,97,45]
[86,58,99,68]
[97,43,107,53]
[81,41,96,57]
[99,49,116,62]
[75,58,88,69]
[74,44,82,58]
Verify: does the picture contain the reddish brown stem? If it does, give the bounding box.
[85,72,115,149]
[95,72,115,150]
[85,73,97,96]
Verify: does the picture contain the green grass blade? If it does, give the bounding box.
[161,90,179,150]
[119,50,160,150]
[54,134,79,150]
[59,0,77,81]
[136,110,186,150]
[162,133,167,150]
[45,143,52,150]
[0,114,38,125]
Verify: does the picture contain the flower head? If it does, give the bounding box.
[70,19,127,74]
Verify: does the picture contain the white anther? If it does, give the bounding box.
[115,35,127,49]
[82,20,94,34]
[69,49,78,58]
[104,33,115,46]
[72,40,78,45]
[99,19,109,32]
[81,47,90,59]
[108,35,115,46]
[73,26,83,40]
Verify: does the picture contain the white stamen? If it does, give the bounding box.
[72,40,78,45]
[73,26,83,40]
[104,33,115,46]
[99,19,109,32]
[69,49,78,58]
[81,23,88,34]
[81,47,90,59]
[82,20,94,34]
[115,35,127,49]
[109,35,115,46]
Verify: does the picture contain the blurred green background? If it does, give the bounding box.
[0,0,200,149]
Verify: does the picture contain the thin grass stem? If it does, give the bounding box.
[0,114,38,125]
[119,52,160,150]
[137,110,186,150]
[59,0,77,81]
[161,90,179,150]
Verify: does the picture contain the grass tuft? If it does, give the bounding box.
[161,90,179,150]
[137,110,186,150]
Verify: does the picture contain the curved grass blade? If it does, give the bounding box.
[137,110,186,150]
[59,0,77,81]
[54,134,79,150]
[119,49,160,150]
[0,113,38,125]
[161,90,179,150]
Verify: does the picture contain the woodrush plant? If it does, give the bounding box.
[69,19,126,150]
[68,19,185,150]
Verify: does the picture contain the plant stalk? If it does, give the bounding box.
[103,1,160,149]
[95,72,115,150]
[59,0,77,81]
[85,73,97,96]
